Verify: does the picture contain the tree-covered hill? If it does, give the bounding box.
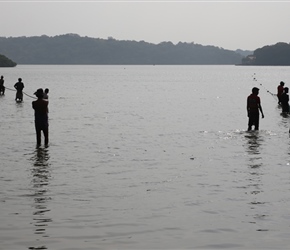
[0,34,244,65]
[242,42,290,65]
[0,54,17,67]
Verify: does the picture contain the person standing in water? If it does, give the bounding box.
[277,81,285,105]
[32,88,49,146]
[280,87,289,113]
[14,78,24,102]
[0,75,5,95]
[247,87,264,131]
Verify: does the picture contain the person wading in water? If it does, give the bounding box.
[247,87,264,131]
[32,88,49,146]
[14,78,24,102]
[277,81,285,105]
[280,87,289,113]
[0,75,5,95]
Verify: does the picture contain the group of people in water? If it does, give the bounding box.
[277,81,289,113]
[247,81,289,131]
[1,73,289,142]
[0,75,50,146]
[0,75,49,101]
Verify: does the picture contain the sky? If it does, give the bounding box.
[1,0,290,51]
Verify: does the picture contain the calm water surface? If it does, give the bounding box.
[1,65,290,249]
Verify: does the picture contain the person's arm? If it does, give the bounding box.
[259,104,264,118]
[46,102,49,113]
[246,97,250,117]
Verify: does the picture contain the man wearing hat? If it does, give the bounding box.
[32,88,49,146]
[247,87,264,131]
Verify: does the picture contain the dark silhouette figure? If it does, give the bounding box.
[43,88,49,100]
[14,78,24,102]
[32,88,49,146]
[280,87,289,113]
[247,87,264,131]
[277,81,285,105]
[0,75,5,95]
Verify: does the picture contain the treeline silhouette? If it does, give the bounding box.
[0,34,245,65]
[0,54,17,67]
[242,42,290,65]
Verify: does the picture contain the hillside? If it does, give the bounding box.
[0,34,244,65]
[241,42,290,65]
[0,54,17,67]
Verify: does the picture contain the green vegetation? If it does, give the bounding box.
[242,42,290,65]
[0,34,245,65]
[0,54,17,67]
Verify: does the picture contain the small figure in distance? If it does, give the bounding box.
[277,81,285,105]
[280,87,289,113]
[247,87,264,131]
[0,75,5,95]
[32,88,49,146]
[14,78,24,102]
[43,88,49,100]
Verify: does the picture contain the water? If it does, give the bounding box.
[1,65,290,249]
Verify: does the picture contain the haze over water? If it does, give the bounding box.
[1,65,290,250]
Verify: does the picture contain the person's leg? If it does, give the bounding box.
[285,103,289,113]
[254,116,259,130]
[248,116,253,131]
[36,129,41,145]
[43,127,49,145]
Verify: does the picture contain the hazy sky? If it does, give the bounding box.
[1,1,290,51]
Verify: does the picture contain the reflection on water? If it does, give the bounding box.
[29,147,52,249]
[245,131,262,157]
[244,131,268,231]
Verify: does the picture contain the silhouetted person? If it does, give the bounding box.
[247,87,264,131]
[0,75,5,95]
[14,78,24,102]
[43,88,49,99]
[280,87,289,113]
[32,88,49,146]
[277,81,285,105]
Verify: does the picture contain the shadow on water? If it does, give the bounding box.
[244,131,269,231]
[28,146,52,250]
